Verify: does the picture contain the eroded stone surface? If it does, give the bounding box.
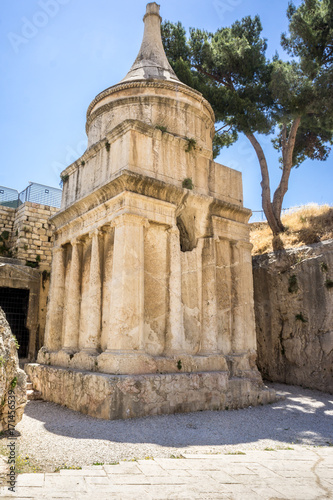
[253,240,333,393]
[0,307,27,432]
[25,363,275,420]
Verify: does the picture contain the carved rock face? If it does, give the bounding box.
[0,307,27,432]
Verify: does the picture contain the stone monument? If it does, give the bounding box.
[26,3,275,419]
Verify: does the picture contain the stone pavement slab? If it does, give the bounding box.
[0,448,332,499]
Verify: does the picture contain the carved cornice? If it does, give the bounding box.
[86,80,215,126]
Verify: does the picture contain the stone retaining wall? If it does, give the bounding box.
[0,202,57,269]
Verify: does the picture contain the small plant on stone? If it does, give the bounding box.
[11,377,17,389]
[105,141,111,152]
[325,279,333,289]
[177,359,182,370]
[12,336,20,350]
[60,174,69,184]
[185,137,196,153]
[81,160,85,166]
[295,312,307,323]
[36,255,41,263]
[182,178,193,190]
[41,270,50,289]
[155,125,168,133]
[320,262,328,272]
[288,274,298,293]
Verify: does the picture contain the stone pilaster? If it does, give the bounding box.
[165,225,184,354]
[231,241,244,353]
[200,237,218,354]
[237,241,257,352]
[44,245,65,351]
[107,214,148,352]
[62,239,83,351]
[80,229,102,352]
[215,238,232,355]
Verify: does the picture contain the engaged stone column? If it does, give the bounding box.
[80,229,102,352]
[44,245,65,351]
[238,241,257,351]
[62,239,83,351]
[165,225,184,354]
[200,237,218,354]
[107,214,148,352]
[215,238,232,355]
[231,241,245,353]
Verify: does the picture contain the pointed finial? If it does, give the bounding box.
[121,3,180,83]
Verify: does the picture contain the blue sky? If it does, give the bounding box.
[1,0,332,217]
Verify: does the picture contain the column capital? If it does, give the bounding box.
[89,228,100,238]
[167,225,179,235]
[70,238,84,247]
[53,245,64,255]
[111,213,149,229]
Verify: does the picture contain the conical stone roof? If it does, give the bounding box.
[121,2,180,83]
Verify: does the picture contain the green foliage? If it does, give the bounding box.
[105,141,111,152]
[36,255,41,263]
[321,261,328,272]
[60,174,69,183]
[11,377,17,388]
[1,231,9,241]
[288,274,299,293]
[177,359,182,370]
[182,178,193,190]
[12,336,20,350]
[155,125,168,133]
[26,260,38,268]
[161,3,333,233]
[325,279,333,288]
[185,137,196,152]
[295,312,308,322]
[81,160,85,166]
[0,231,11,257]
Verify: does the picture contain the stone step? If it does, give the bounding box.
[27,389,43,401]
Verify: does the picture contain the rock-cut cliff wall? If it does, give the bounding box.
[253,240,333,394]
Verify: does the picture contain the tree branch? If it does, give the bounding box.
[272,116,302,218]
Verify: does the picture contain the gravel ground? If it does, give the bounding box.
[1,382,333,473]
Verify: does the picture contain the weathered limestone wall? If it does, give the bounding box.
[0,307,27,432]
[11,203,57,268]
[0,206,15,236]
[253,240,333,394]
[0,202,56,359]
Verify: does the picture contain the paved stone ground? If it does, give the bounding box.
[0,447,332,499]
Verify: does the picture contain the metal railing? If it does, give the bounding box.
[0,182,62,209]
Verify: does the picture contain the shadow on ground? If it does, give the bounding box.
[16,383,333,448]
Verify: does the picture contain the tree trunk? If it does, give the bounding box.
[246,117,301,237]
[245,133,284,235]
[272,117,302,222]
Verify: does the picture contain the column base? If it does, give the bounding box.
[37,347,236,374]
[25,363,277,420]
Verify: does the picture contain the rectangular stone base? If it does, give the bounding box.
[25,363,276,420]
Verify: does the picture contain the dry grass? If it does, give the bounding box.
[250,204,333,255]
